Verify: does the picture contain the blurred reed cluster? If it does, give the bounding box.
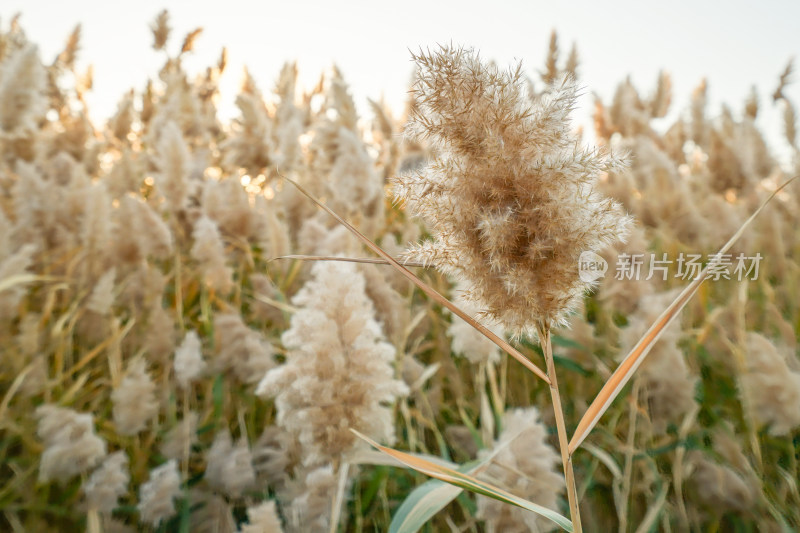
[0,11,798,533]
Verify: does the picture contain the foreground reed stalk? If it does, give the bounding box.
[538,323,582,533]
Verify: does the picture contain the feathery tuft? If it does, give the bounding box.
[112,358,159,436]
[138,459,182,526]
[395,45,631,333]
[83,451,130,514]
[256,261,408,467]
[36,405,107,483]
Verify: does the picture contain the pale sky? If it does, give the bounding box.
[4,0,799,160]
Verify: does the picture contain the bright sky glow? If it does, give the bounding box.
[4,0,799,160]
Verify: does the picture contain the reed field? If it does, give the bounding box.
[1,10,799,533]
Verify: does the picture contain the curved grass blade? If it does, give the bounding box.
[273,254,428,268]
[389,472,468,533]
[390,435,506,533]
[0,365,34,423]
[633,479,668,533]
[348,449,458,470]
[569,176,798,454]
[280,174,550,384]
[330,462,350,533]
[0,273,59,293]
[390,435,515,533]
[582,443,622,481]
[352,430,573,532]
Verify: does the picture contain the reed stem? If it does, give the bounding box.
[538,323,582,533]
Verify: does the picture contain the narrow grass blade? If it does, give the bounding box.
[273,254,428,268]
[352,430,573,532]
[330,462,350,533]
[0,274,58,293]
[569,177,797,454]
[633,479,668,533]
[281,175,550,384]
[348,449,458,470]
[0,365,33,424]
[582,443,622,481]
[390,427,506,533]
[389,470,468,533]
[408,362,441,391]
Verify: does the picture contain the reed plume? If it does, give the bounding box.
[394,45,631,334]
[83,451,129,514]
[138,459,181,526]
[256,261,408,468]
[36,405,107,483]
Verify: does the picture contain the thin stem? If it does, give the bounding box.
[181,387,190,480]
[618,378,641,533]
[539,323,582,533]
[478,361,494,447]
[86,509,101,533]
[486,360,504,427]
[174,250,184,331]
[271,254,428,268]
[330,462,350,533]
[673,405,700,533]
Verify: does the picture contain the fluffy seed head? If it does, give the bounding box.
[240,500,284,533]
[191,215,234,294]
[138,459,181,526]
[394,45,631,333]
[173,330,206,388]
[214,312,275,384]
[448,281,503,365]
[742,332,800,436]
[205,428,256,498]
[0,43,47,136]
[83,451,130,514]
[112,358,159,436]
[256,261,408,467]
[36,405,108,483]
